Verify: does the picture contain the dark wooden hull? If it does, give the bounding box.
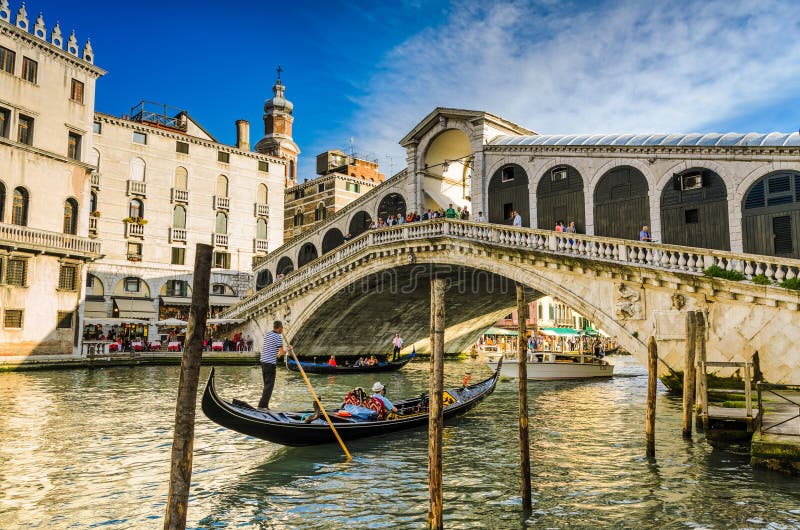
[285,353,415,374]
[201,359,501,446]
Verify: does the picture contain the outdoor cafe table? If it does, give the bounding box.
[167,341,182,352]
[131,341,144,351]
[148,341,161,350]
[211,341,224,351]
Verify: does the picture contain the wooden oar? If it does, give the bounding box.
[281,331,352,462]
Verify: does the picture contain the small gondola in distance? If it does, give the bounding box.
[201,358,502,446]
[284,352,416,374]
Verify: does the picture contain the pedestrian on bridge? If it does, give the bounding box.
[446,204,458,218]
[513,210,522,227]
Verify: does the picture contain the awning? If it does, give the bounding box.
[84,317,152,325]
[83,300,107,318]
[209,296,237,307]
[539,327,581,337]
[114,298,156,320]
[161,296,192,306]
[483,326,518,336]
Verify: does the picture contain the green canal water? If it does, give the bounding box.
[0,357,798,529]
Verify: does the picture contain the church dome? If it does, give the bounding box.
[265,80,293,114]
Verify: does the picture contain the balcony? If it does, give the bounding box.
[254,203,270,217]
[170,227,187,243]
[90,173,100,189]
[214,196,229,210]
[213,233,228,247]
[125,220,145,238]
[254,238,269,253]
[171,188,189,203]
[88,217,98,238]
[0,222,100,259]
[127,180,146,196]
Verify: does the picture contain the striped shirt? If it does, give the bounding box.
[260,331,283,365]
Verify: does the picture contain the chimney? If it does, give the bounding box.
[236,120,250,150]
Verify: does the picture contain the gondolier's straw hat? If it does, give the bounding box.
[372,382,384,393]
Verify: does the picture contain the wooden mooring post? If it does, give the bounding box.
[695,312,707,429]
[515,284,532,513]
[428,277,445,530]
[682,311,697,438]
[645,336,658,457]
[164,243,212,530]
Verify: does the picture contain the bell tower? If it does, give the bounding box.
[254,66,300,186]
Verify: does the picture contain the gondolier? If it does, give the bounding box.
[258,320,289,410]
[392,333,404,359]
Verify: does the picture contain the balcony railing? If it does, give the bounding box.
[88,217,98,238]
[127,180,146,196]
[255,203,270,217]
[125,221,144,238]
[171,188,189,203]
[214,196,229,210]
[0,222,100,258]
[90,173,100,188]
[170,227,187,243]
[214,233,229,247]
[254,238,269,253]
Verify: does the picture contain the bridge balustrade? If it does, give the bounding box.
[223,219,800,320]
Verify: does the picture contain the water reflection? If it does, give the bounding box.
[0,358,798,528]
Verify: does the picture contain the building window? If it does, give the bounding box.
[129,199,144,219]
[67,132,82,160]
[257,183,268,205]
[294,210,304,227]
[213,252,231,269]
[258,161,269,172]
[56,311,74,329]
[773,215,793,255]
[21,57,37,83]
[127,242,142,261]
[63,198,78,234]
[11,187,29,226]
[17,114,33,145]
[216,175,228,197]
[684,209,699,224]
[176,141,189,154]
[294,189,304,200]
[58,264,78,291]
[0,46,15,74]
[217,151,229,163]
[256,218,267,239]
[215,212,228,234]
[345,182,360,193]
[93,121,102,134]
[171,247,185,265]
[132,131,147,145]
[314,203,327,221]
[551,167,568,182]
[318,183,325,194]
[6,258,27,286]
[502,167,515,182]
[4,309,23,329]
[211,283,229,295]
[172,205,186,229]
[166,280,188,297]
[0,107,9,138]
[124,277,141,293]
[70,79,84,103]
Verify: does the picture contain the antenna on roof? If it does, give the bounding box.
[348,137,355,159]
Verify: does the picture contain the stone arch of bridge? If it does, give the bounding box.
[284,250,644,360]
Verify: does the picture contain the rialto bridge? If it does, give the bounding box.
[223,219,800,384]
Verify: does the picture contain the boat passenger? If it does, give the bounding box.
[371,382,398,413]
[328,355,337,367]
[353,356,365,368]
[368,355,378,366]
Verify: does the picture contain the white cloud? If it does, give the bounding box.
[347,0,800,171]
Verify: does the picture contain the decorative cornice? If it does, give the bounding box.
[0,135,96,171]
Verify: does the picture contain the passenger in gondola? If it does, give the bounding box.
[371,382,398,413]
[368,355,378,366]
[353,356,364,368]
[328,355,337,367]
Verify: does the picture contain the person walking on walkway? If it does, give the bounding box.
[258,320,289,410]
[392,332,404,359]
[446,204,458,218]
[513,210,522,227]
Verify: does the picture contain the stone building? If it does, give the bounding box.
[283,150,385,243]
[86,101,286,332]
[0,4,103,355]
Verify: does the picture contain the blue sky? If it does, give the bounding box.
[24,0,800,178]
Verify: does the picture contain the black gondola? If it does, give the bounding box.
[284,352,416,374]
[201,359,502,446]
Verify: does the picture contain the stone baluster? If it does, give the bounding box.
[774,265,786,282]
[764,264,775,282]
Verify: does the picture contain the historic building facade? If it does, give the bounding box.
[87,103,286,331]
[0,4,103,355]
[283,150,384,243]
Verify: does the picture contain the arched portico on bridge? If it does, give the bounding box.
[321,228,345,254]
[660,167,730,250]
[420,128,473,212]
[276,256,294,276]
[741,170,800,259]
[297,242,319,267]
[349,211,372,236]
[593,165,651,240]
[377,192,407,221]
[537,164,585,232]
[488,164,529,226]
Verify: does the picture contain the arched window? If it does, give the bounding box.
[0,181,5,222]
[257,183,268,204]
[174,167,188,190]
[216,175,228,197]
[216,211,228,234]
[89,148,100,170]
[63,198,78,234]
[314,202,327,221]
[129,199,144,219]
[256,218,267,239]
[293,209,303,227]
[90,191,98,214]
[173,205,186,229]
[129,158,146,181]
[12,187,29,226]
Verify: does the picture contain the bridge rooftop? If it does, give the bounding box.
[491,132,800,148]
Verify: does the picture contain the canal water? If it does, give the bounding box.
[0,357,798,529]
